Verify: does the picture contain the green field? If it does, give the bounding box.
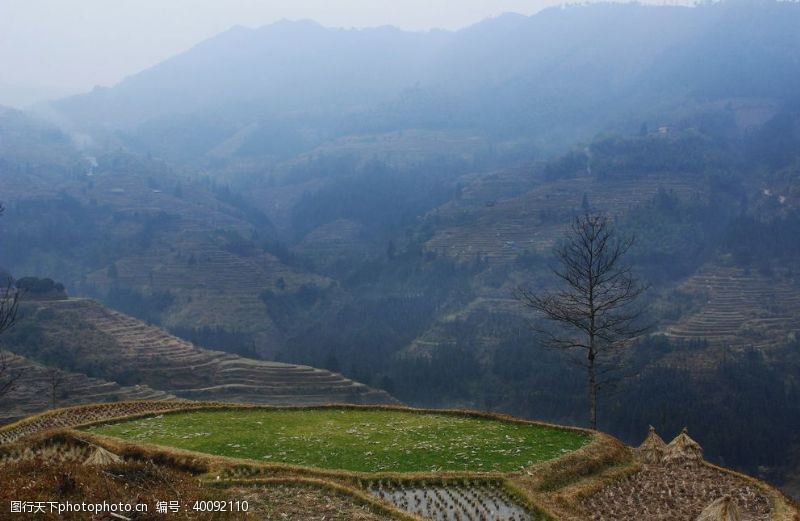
[86,408,589,473]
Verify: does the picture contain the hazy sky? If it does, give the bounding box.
[0,0,693,108]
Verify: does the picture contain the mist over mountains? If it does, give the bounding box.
[49,2,800,162]
[3,0,800,501]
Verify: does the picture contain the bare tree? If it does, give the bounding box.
[0,204,16,335]
[47,367,66,409]
[0,202,22,399]
[0,350,22,399]
[0,281,17,336]
[517,212,648,429]
[0,286,21,400]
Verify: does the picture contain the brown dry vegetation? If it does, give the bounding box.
[0,299,395,426]
[0,431,410,520]
[0,401,203,445]
[0,432,414,520]
[0,352,175,425]
[508,432,640,520]
[1,403,798,521]
[0,458,235,520]
[45,299,392,405]
[581,463,773,521]
[229,483,395,521]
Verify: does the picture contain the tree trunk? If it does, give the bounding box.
[588,350,597,430]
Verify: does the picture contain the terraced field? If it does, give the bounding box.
[0,151,249,235]
[0,352,173,426]
[664,266,800,350]
[579,428,781,521]
[24,298,395,406]
[1,403,793,521]
[86,408,589,473]
[404,294,524,357]
[583,461,772,521]
[232,483,396,520]
[82,226,329,352]
[295,218,370,260]
[82,405,587,519]
[82,154,251,232]
[450,167,542,210]
[369,481,533,521]
[426,173,701,264]
[0,400,197,444]
[1,153,326,356]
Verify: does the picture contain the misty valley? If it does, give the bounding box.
[1,2,800,520]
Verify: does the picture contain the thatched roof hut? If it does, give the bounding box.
[695,496,741,521]
[636,425,667,464]
[663,427,703,465]
[83,445,122,466]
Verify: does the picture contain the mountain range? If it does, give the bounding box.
[2,0,800,499]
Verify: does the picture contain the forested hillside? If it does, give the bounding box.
[2,0,800,497]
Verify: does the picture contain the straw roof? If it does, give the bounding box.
[636,425,667,464]
[83,445,122,466]
[663,427,703,465]
[695,496,742,521]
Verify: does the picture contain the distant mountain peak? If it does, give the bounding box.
[257,18,325,33]
[48,1,800,143]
